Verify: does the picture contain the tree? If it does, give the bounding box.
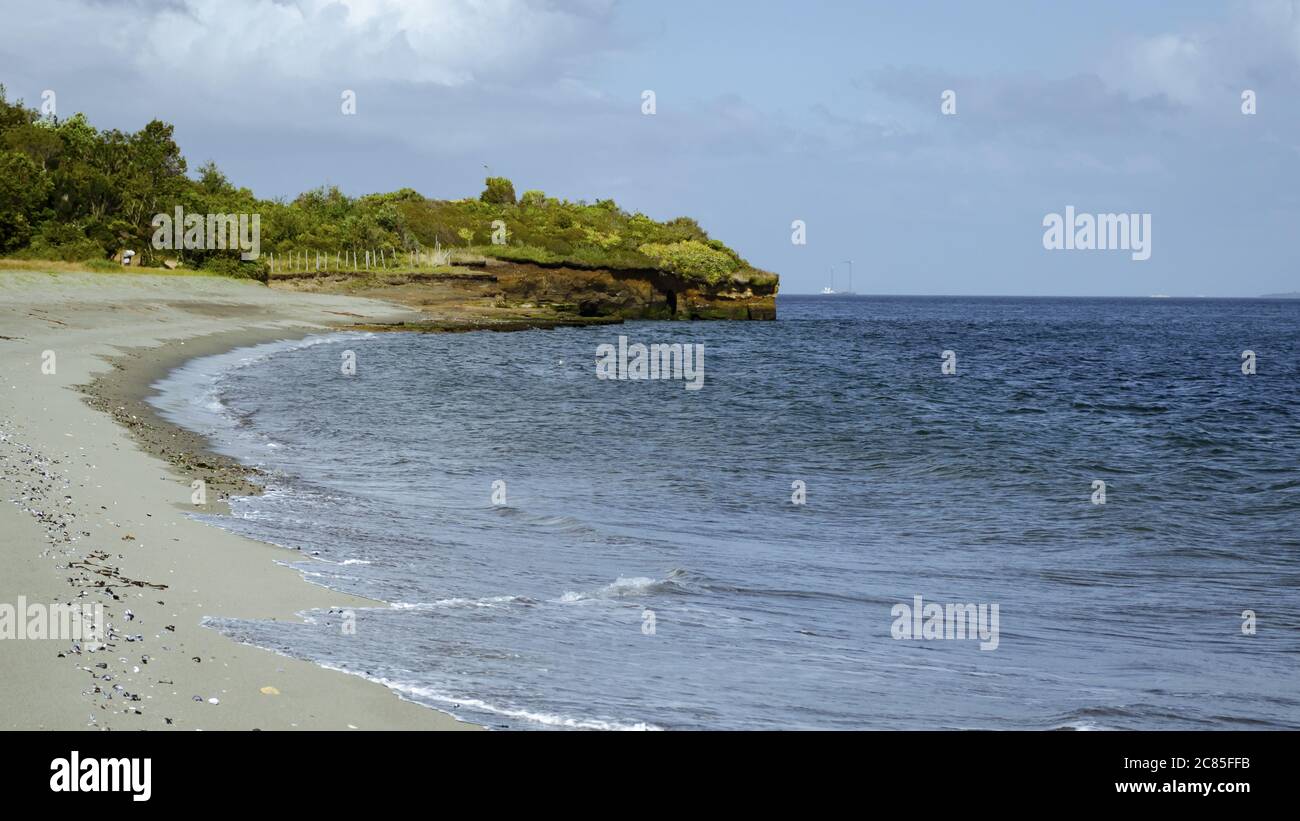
[3,123,63,170]
[118,120,187,255]
[0,84,34,133]
[196,160,233,195]
[480,176,516,205]
[0,151,52,251]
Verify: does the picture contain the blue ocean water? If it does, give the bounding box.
[149,296,1300,730]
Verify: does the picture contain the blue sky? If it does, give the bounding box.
[2,0,1295,295]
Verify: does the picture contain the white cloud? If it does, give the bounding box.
[1112,33,1208,104]
[1101,0,1300,107]
[21,0,618,88]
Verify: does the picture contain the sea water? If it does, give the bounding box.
[148,296,1300,730]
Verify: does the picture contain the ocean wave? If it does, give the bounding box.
[221,332,375,373]
[298,552,373,567]
[390,595,536,610]
[487,506,612,539]
[1047,719,1112,731]
[148,331,375,441]
[557,569,690,602]
[1043,703,1223,730]
[371,675,661,731]
[203,626,662,730]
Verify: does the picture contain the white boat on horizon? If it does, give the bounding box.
[819,260,858,295]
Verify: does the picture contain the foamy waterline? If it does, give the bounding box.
[147,331,375,447]
[326,667,663,731]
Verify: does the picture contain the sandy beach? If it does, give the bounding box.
[0,269,478,730]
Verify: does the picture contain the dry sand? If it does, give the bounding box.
[0,270,478,730]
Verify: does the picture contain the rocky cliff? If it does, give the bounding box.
[492,260,777,320]
[270,258,778,328]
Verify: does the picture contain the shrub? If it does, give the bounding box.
[19,237,106,261]
[201,254,268,282]
[480,176,517,205]
[17,221,109,261]
[636,240,738,285]
[483,244,562,265]
[581,226,622,251]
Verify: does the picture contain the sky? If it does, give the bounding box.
[1,0,1297,296]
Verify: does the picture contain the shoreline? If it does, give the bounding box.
[0,270,479,730]
[82,326,330,511]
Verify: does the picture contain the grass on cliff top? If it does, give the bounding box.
[391,189,776,288]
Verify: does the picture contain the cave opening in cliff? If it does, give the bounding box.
[665,289,677,315]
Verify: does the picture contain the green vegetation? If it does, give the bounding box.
[637,240,737,285]
[0,86,774,288]
[479,176,516,205]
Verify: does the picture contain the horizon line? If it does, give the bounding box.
[779,293,1297,300]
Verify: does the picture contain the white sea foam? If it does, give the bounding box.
[1051,720,1113,731]
[148,332,374,441]
[297,661,659,731]
[350,672,661,731]
[391,595,528,610]
[557,571,687,603]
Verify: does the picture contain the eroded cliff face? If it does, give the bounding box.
[270,259,778,326]
[493,262,778,320]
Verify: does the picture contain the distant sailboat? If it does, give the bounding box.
[819,264,837,295]
[839,259,858,295]
[818,261,857,295]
